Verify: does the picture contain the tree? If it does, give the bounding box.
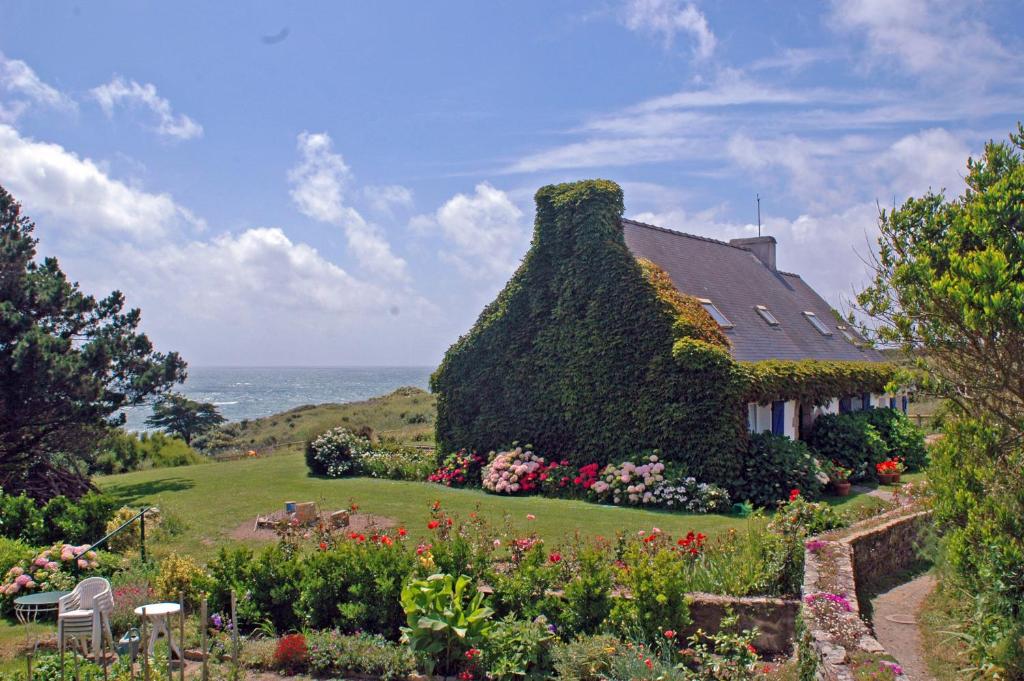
[146,393,225,445]
[0,185,186,501]
[856,124,1024,676]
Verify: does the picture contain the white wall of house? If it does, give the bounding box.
[746,400,798,438]
[783,400,798,439]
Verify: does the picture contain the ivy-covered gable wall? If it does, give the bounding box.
[431,180,748,485]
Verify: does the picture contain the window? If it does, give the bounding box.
[861,392,872,410]
[771,400,786,435]
[755,305,779,326]
[697,298,734,328]
[803,311,833,336]
[747,403,757,432]
[839,396,852,414]
[889,396,897,409]
[837,325,860,344]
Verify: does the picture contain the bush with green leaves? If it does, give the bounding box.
[206,544,303,633]
[299,535,415,636]
[486,543,561,622]
[400,573,495,677]
[484,615,556,680]
[733,432,824,507]
[0,491,115,545]
[304,427,374,477]
[806,412,887,480]
[550,634,620,681]
[856,408,927,471]
[360,439,435,481]
[305,631,416,680]
[555,544,614,639]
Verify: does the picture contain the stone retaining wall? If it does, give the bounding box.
[686,593,799,655]
[801,508,932,680]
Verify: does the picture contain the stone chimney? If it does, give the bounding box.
[729,236,777,271]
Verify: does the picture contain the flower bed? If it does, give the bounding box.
[0,543,100,606]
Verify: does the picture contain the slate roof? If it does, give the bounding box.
[621,218,885,363]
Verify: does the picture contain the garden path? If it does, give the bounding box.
[871,574,937,681]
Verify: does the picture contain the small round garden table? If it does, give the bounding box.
[134,602,182,662]
[13,590,70,624]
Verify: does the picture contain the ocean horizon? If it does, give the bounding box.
[122,365,433,432]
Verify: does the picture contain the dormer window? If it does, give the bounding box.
[755,305,779,326]
[803,311,832,336]
[697,298,734,328]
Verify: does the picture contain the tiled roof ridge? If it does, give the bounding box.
[620,217,750,252]
[778,270,802,279]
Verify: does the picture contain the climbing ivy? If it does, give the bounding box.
[741,360,896,406]
[431,179,897,492]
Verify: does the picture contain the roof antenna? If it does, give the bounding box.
[756,193,762,237]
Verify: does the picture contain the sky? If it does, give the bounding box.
[1,0,1022,367]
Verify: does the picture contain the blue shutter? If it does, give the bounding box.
[839,397,851,414]
[861,392,872,410]
[771,401,785,435]
[901,396,909,414]
[889,397,897,409]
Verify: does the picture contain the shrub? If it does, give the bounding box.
[856,408,928,472]
[360,440,435,481]
[0,544,98,614]
[110,582,155,635]
[0,493,43,544]
[587,454,667,505]
[75,492,117,544]
[0,538,34,577]
[103,507,155,553]
[806,412,887,480]
[486,543,561,622]
[428,449,487,487]
[155,552,205,607]
[40,496,85,544]
[305,631,416,681]
[484,615,557,680]
[550,634,621,681]
[734,433,824,507]
[555,544,614,639]
[272,633,308,673]
[647,476,731,513]
[482,447,550,494]
[304,427,374,477]
[609,536,693,641]
[298,534,415,636]
[239,637,277,671]
[399,573,494,677]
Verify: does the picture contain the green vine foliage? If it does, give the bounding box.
[741,360,895,406]
[431,179,897,491]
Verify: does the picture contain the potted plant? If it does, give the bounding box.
[875,458,905,484]
[823,460,853,496]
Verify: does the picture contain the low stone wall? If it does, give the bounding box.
[685,593,799,655]
[801,508,932,680]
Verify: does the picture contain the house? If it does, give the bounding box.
[622,218,905,441]
[431,180,899,487]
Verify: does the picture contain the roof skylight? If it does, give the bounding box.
[755,305,779,326]
[803,311,833,336]
[697,298,734,328]
[837,325,860,344]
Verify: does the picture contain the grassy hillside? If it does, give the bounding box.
[210,386,436,456]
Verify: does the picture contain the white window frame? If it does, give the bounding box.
[803,311,833,336]
[755,305,779,326]
[697,298,734,328]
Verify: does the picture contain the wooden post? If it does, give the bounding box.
[229,591,239,681]
[200,598,208,681]
[178,591,185,681]
[26,649,32,681]
[139,512,147,563]
[141,607,149,681]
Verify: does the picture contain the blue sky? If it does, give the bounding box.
[1,0,1021,366]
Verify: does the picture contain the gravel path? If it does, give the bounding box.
[871,574,937,681]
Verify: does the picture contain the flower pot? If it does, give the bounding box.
[832,481,852,496]
[877,472,900,485]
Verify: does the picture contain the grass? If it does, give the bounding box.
[213,386,436,456]
[919,580,972,681]
[97,452,886,563]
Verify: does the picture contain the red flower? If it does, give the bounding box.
[318,542,327,551]
[465,648,480,659]
[380,536,393,546]
[644,658,653,670]
[398,527,407,537]
[664,630,676,639]
[789,489,801,502]
[549,552,562,564]
[427,520,440,530]
[747,643,757,655]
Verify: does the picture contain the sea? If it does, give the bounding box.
[121,366,433,432]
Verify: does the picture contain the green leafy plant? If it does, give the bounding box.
[806,413,887,480]
[550,633,621,681]
[734,433,824,507]
[399,573,494,676]
[484,615,556,680]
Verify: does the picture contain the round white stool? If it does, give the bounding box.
[134,602,182,662]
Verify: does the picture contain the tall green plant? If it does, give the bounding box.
[399,573,494,676]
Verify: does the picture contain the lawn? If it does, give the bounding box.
[97,453,884,562]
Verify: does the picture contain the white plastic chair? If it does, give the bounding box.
[58,577,114,659]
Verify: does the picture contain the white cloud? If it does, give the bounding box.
[288,131,408,279]
[363,184,414,216]
[0,123,200,238]
[0,53,76,122]
[508,136,711,173]
[622,0,716,58]
[830,0,1016,83]
[90,76,202,140]
[413,182,526,278]
[873,128,970,198]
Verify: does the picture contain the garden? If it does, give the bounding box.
[0,403,928,681]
